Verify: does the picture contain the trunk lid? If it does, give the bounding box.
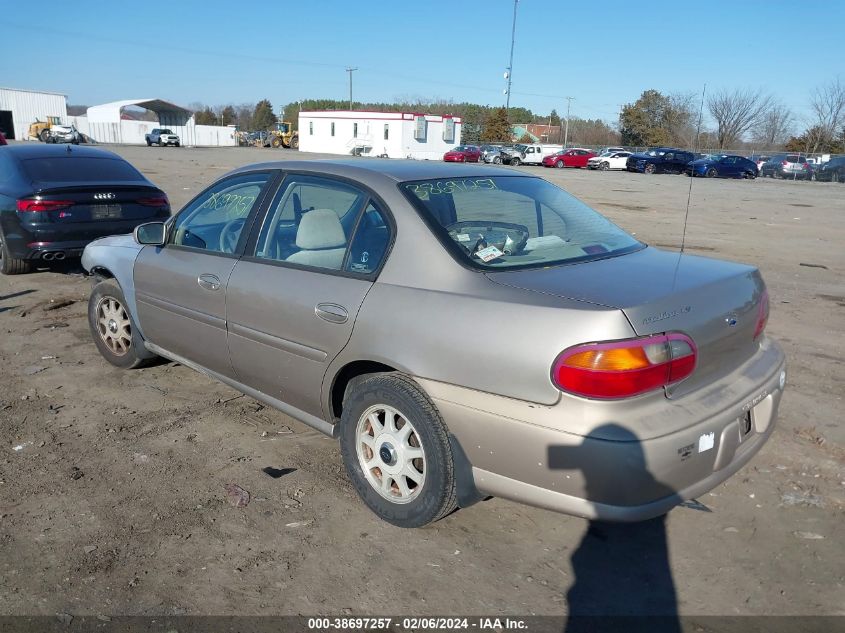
[26,183,169,223]
[486,247,765,398]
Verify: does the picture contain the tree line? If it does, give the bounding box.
[188,76,844,154]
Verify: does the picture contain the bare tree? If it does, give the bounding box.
[707,88,774,149]
[752,104,794,150]
[808,77,845,153]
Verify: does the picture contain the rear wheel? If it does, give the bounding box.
[88,279,155,369]
[706,168,718,178]
[340,373,457,528]
[0,232,32,275]
[510,157,521,166]
[832,172,840,183]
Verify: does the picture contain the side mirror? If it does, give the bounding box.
[134,222,166,246]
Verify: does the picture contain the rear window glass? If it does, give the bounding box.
[400,176,642,270]
[22,157,145,183]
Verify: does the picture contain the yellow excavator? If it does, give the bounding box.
[28,116,63,142]
[266,121,299,149]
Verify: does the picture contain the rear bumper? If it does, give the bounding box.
[1,217,157,259]
[419,337,786,521]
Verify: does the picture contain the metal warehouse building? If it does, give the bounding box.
[0,87,68,140]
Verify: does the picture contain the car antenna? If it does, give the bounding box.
[66,144,72,153]
[681,83,706,254]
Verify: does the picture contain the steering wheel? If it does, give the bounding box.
[445,221,530,257]
[219,217,247,253]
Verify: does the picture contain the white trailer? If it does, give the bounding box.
[298,110,462,160]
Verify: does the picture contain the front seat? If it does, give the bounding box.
[286,209,347,269]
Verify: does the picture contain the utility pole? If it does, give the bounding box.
[346,67,358,110]
[504,0,519,112]
[563,96,574,147]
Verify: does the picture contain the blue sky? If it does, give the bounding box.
[2,0,842,128]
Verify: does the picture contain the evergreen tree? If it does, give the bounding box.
[253,99,278,130]
[481,107,511,142]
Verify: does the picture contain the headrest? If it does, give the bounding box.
[295,209,346,250]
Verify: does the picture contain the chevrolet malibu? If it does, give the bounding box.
[82,160,786,528]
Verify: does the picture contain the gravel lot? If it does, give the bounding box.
[1,145,843,618]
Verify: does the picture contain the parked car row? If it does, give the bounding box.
[443,144,844,183]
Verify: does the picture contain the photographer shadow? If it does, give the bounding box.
[548,424,681,633]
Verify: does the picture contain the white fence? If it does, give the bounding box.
[68,116,237,147]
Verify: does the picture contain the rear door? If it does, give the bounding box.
[133,171,275,377]
[227,174,393,418]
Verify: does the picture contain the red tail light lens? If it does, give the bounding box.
[17,199,74,212]
[753,289,769,341]
[552,333,697,399]
[137,196,170,208]
[781,160,788,166]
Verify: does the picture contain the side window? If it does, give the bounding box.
[309,122,313,135]
[254,175,366,270]
[346,202,391,275]
[170,172,270,254]
[331,122,335,137]
[664,153,674,161]
[353,122,358,138]
[384,124,389,140]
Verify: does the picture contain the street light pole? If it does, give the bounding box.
[563,96,574,147]
[504,0,519,112]
[346,67,358,110]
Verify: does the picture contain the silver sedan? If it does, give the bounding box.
[82,160,786,527]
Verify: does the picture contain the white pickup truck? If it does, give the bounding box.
[520,144,564,165]
[145,128,181,147]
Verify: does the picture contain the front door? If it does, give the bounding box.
[134,171,274,376]
[227,174,392,418]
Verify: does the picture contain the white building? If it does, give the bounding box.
[298,110,462,160]
[0,87,68,140]
[76,98,237,147]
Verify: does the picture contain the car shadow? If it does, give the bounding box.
[0,289,36,302]
[548,424,681,633]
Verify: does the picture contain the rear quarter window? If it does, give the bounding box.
[22,157,145,183]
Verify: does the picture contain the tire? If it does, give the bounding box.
[599,161,610,171]
[88,279,156,369]
[175,142,180,147]
[644,163,656,174]
[146,139,152,146]
[39,129,50,142]
[493,155,502,164]
[510,157,521,166]
[0,231,33,275]
[745,171,756,179]
[555,160,564,169]
[339,373,457,528]
[832,172,840,183]
[271,137,282,148]
[291,136,299,150]
[706,168,718,178]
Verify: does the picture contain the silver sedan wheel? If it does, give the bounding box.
[95,296,132,356]
[355,404,426,504]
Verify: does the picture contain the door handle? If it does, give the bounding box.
[197,273,221,291]
[315,303,348,324]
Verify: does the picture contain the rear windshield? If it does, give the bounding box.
[400,176,642,270]
[22,157,145,183]
[785,155,805,163]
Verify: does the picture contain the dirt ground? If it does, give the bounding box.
[1,145,843,618]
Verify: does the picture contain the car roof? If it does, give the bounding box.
[1,144,124,161]
[227,159,534,183]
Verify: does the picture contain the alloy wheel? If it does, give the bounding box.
[355,404,426,504]
[95,296,132,356]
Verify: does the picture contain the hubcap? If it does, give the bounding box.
[96,296,132,356]
[355,404,426,504]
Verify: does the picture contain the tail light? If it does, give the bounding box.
[137,196,170,208]
[17,199,74,212]
[552,333,697,400]
[781,160,788,166]
[753,289,769,341]
[802,163,810,170]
